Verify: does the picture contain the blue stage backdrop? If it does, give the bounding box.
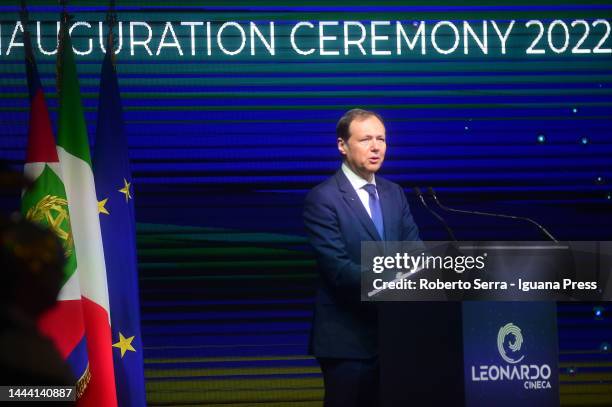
[0,1,611,405]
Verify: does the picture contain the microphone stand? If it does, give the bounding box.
[413,187,457,242]
[427,187,559,243]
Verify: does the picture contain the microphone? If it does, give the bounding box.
[427,187,559,243]
[413,187,457,242]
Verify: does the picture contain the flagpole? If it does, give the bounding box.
[106,0,117,57]
[60,0,68,23]
[20,1,32,63]
[19,0,28,27]
[57,0,70,94]
[107,0,116,29]
[20,0,34,59]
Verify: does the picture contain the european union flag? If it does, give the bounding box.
[93,33,146,407]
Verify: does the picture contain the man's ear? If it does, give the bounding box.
[337,138,347,156]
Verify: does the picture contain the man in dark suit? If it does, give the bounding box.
[303,109,421,407]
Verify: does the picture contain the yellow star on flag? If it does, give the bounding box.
[118,178,132,203]
[98,198,109,215]
[112,332,136,358]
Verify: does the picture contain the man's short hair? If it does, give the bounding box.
[336,108,384,142]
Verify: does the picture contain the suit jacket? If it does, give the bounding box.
[303,169,420,359]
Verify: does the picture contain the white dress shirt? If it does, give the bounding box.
[341,162,378,218]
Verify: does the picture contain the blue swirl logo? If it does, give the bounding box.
[497,323,525,364]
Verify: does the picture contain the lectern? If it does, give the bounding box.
[371,242,610,407]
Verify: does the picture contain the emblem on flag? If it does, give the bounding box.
[25,194,74,257]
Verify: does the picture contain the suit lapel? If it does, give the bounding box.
[377,180,396,241]
[336,170,381,241]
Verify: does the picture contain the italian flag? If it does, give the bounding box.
[56,15,117,407]
[20,27,90,398]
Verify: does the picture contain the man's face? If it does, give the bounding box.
[338,115,386,181]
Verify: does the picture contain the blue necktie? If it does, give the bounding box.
[363,184,384,240]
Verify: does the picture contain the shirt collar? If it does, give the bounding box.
[341,162,376,191]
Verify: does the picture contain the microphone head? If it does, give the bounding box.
[426,186,436,196]
[413,186,423,197]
